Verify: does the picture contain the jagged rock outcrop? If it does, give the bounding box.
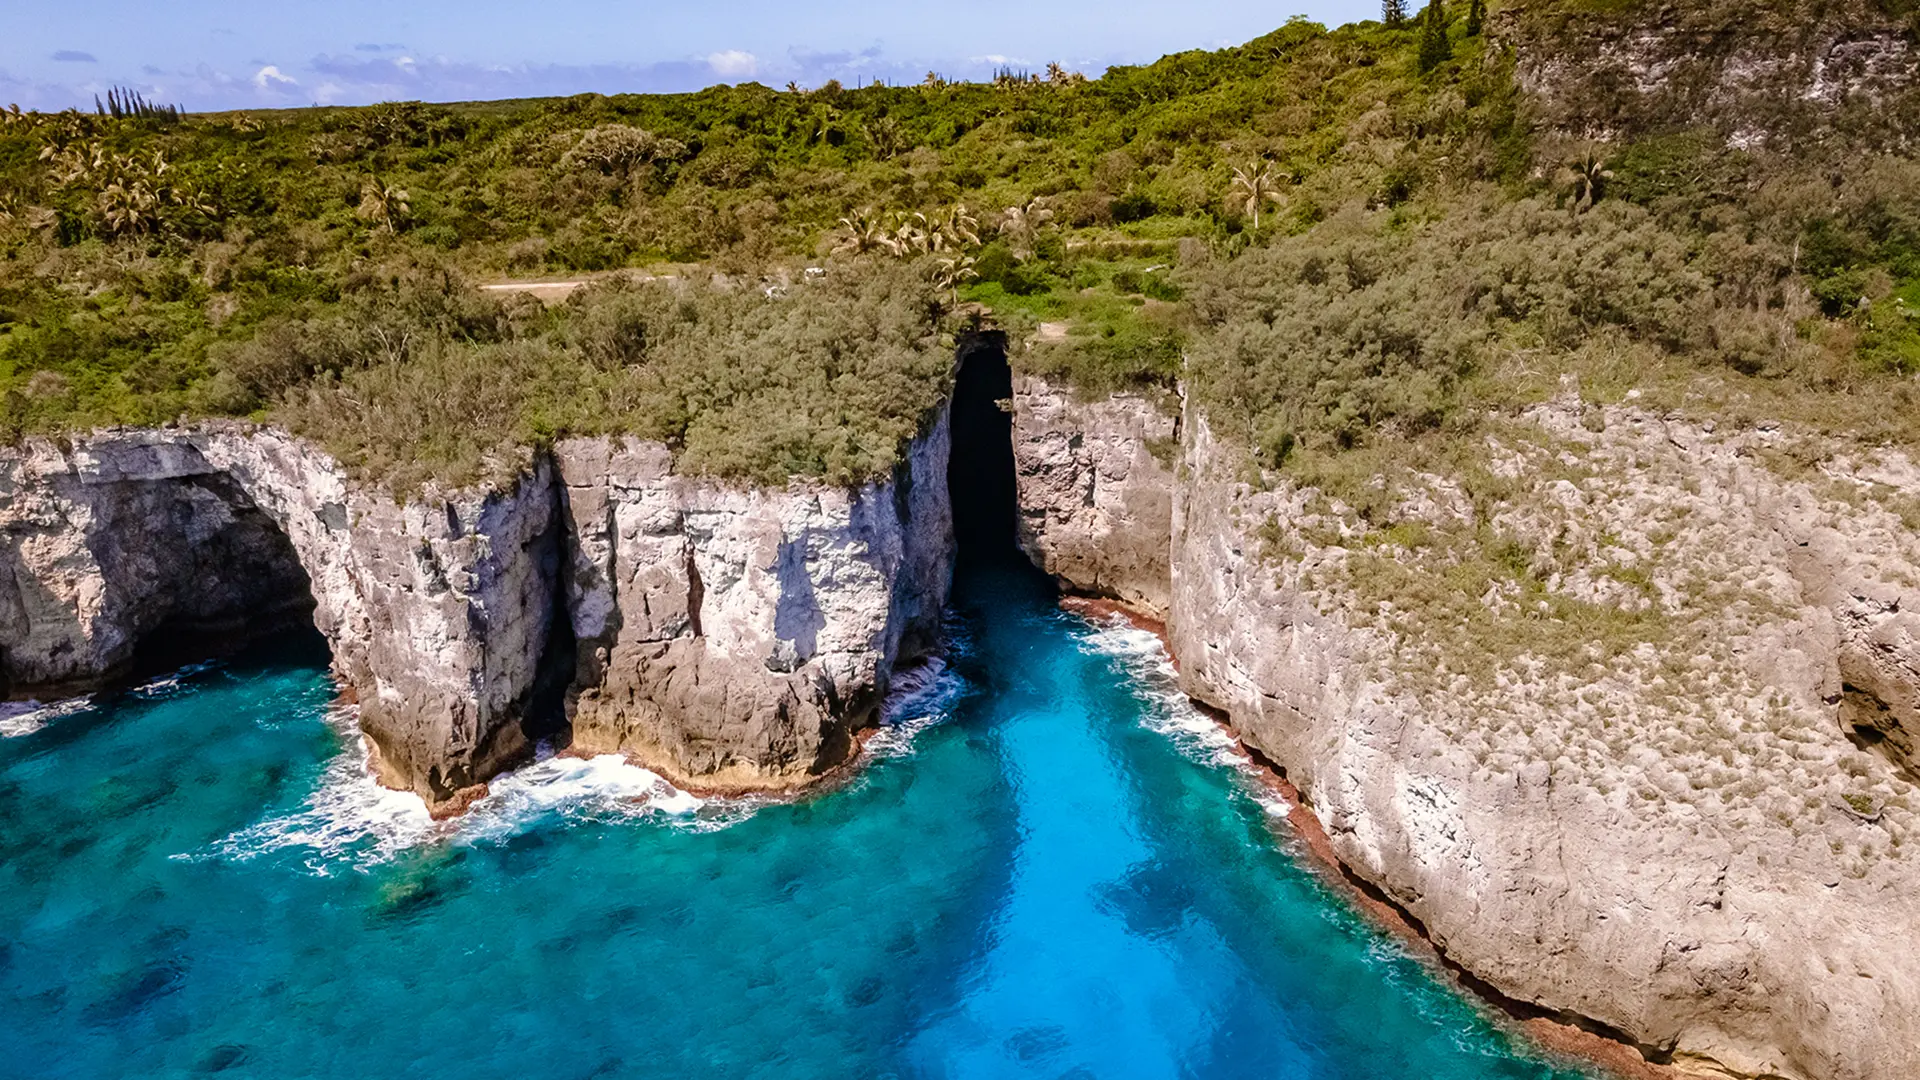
[199,430,562,810]
[1011,372,1920,1080]
[1010,376,1178,618]
[0,421,953,811]
[553,413,951,791]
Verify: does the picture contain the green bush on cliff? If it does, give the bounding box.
[270,264,952,491]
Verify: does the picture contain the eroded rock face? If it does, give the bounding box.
[1012,373,1920,1080]
[0,421,953,810]
[0,432,315,690]
[1010,376,1178,618]
[1501,2,1920,145]
[199,429,562,808]
[553,412,951,791]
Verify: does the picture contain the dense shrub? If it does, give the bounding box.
[1187,198,1723,453]
[1,1,1918,486]
[272,264,951,490]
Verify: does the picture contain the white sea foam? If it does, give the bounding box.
[459,752,708,841]
[195,637,978,868]
[128,659,224,700]
[1076,614,1291,819]
[0,695,93,738]
[198,704,440,871]
[867,656,967,759]
[202,698,758,870]
[0,656,225,738]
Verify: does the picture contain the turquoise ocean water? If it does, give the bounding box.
[0,557,1594,1080]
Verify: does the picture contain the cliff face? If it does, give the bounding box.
[198,429,562,808]
[553,412,951,791]
[0,422,952,811]
[1012,374,1920,1080]
[1010,375,1178,618]
[0,432,315,690]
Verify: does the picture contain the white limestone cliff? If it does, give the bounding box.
[1011,373,1920,1080]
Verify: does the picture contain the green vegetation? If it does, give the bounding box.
[1,1,1918,488]
[269,266,951,491]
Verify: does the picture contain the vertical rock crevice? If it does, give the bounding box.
[948,332,1018,562]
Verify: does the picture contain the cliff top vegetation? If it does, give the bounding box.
[2,1,1919,485]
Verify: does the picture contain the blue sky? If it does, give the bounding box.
[4,1,1380,112]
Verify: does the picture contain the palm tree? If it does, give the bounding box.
[933,255,979,303]
[356,177,411,234]
[922,72,946,90]
[830,208,890,255]
[864,116,906,158]
[99,176,162,235]
[998,198,1054,259]
[1230,161,1285,229]
[931,205,981,251]
[889,211,930,255]
[1564,150,1613,212]
[805,104,842,146]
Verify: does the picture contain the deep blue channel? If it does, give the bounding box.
[0,558,1594,1080]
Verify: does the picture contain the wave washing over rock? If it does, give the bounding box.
[185,647,974,871]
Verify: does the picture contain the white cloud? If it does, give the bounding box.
[970,54,1029,67]
[252,64,297,90]
[707,50,758,78]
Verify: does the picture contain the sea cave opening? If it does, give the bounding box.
[114,473,329,686]
[947,333,1022,568]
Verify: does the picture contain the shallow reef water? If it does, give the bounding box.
[0,557,1594,1080]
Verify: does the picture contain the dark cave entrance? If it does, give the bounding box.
[110,473,327,689]
[948,333,1021,564]
[0,470,328,699]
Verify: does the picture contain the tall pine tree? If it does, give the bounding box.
[1383,0,1408,27]
[1417,0,1453,72]
[1467,0,1485,36]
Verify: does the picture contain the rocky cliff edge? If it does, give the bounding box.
[0,421,952,812]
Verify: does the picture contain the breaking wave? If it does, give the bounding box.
[0,695,93,738]
[867,655,969,759]
[1073,612,1290,819]
[203,644,974,870]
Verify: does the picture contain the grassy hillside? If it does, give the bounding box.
[1,1,1917,487]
